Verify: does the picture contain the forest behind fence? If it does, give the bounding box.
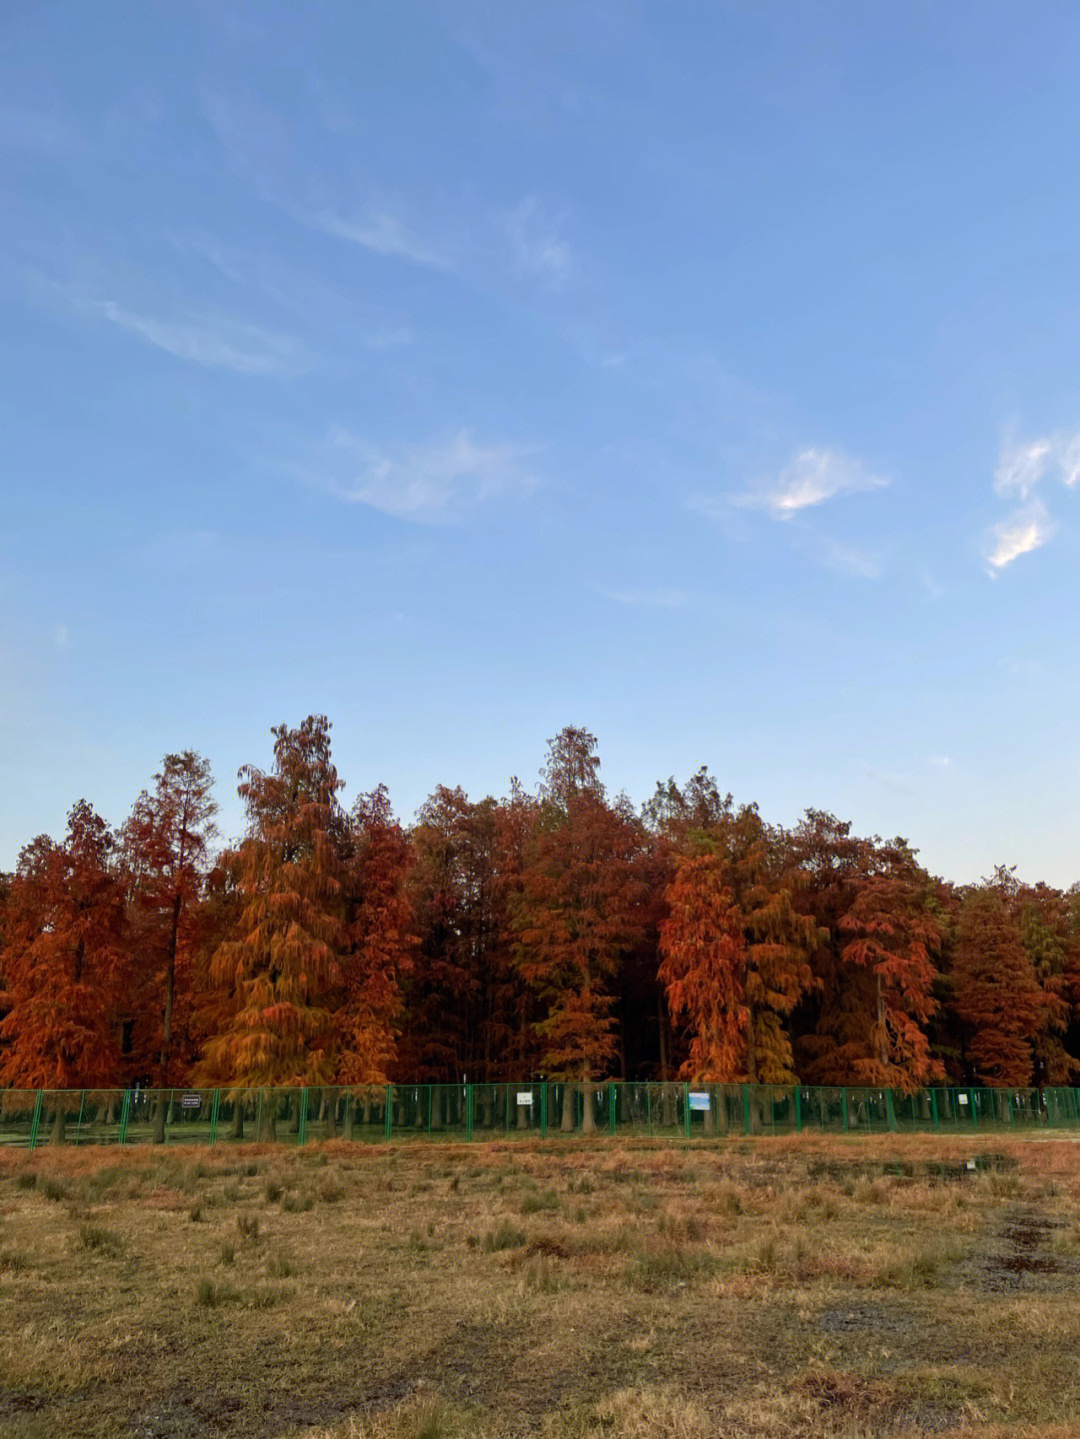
[3,1081,1080,1149]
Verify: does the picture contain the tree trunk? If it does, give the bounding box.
[560,1083,575,1133]
[152,1093,167,1145]
[580,1083,596,1135]
[324,1090,337,1139]
[51,1108,66,1145]
[258,1106,277,1142]
[516,1089,529,1129]
[230,1103,244,1140]
[661,1082,676,1129]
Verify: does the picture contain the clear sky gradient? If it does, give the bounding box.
[2,2,1078,884]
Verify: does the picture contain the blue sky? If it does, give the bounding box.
[2,1,1078,885]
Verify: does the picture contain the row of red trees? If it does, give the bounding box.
[2,719,1078,1100]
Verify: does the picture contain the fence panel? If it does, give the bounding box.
[0,1090,41,1148]
[4,1082,1079,1147]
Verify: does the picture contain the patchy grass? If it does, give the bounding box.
[1,1134,1080,1436]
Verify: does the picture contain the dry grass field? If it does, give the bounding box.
[2,1135,1080,1439]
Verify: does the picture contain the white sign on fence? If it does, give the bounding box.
[958,1094,968,1106]
[181,1095,202,1109]
[516,1092,533,1107]
[688,1091,711,1111]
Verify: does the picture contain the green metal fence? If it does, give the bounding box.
[3,1082,1079,1148]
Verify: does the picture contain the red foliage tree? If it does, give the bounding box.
[953,886,1043,1086]
[513,730,646,1130]
[0,802,127,1137]
[122,752,217,1134]
[658,852,746,1081]
[333,786,415,1088]
[835,842,944,1092]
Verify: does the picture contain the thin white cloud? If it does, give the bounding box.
[928,755,951,769]
[306,206,451,269]
[994,428,1080,495]
[985,499,1055,572]
[735,447,888,518]
[86,298,303,375]
[202,91,452,273]
[1059,432,1080,488]
[317,428,539,523]
[501,196,574,291]
[596,586,688,609]
[994,439,1053,499]
[815,536,884,580]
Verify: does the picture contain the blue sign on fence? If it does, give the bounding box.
[688,1091,710,1111]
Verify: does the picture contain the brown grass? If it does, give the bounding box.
[1,1134,1079,1437]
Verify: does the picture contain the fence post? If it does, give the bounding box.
[298,1088,309,1145]
[683,1083,691,1140]
[742,1084,751,1136]
[794,1086,802,1133]
[885,1090,897,1133]
[540,1083,548,1138]
[608,1083,617,1136]
[74,1090,86,1148]
[384,1086,393,1142]
[466,1085,474,1141]
[118,1090,132,1145]
[841,1089,849,1133]
[28,1091,43,1151]
[209,1090,220,1145]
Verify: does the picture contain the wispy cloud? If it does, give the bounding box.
[994,428,1080,496]
[814,536,884,580]
[595,586,688,609]
[500,196,574,291]
[314,427,540,523]
[202,91,452,272]
[82,297,303,375]
[304,205,451,269]
[1059,432,1080,489]
[985,427,1078,572]
[734,447,888,518]
[985,499,1055,572]
[994,439,1053,499]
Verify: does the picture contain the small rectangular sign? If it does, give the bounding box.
[516,1091,533,1106]
[180,1095,202,1109]
[688,1091,711,1111]
[958,1094,968,1106]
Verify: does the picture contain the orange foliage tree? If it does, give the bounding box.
[0,802,127,1137]
[658,851,745,1081]
[333,786,415,1090]
[122,751,217,1134]
[513,729,646,1130]
[196,717,346,1132]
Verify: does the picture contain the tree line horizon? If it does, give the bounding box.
[2,717,1078,1117]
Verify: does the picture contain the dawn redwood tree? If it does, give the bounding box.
[333,786,415,1090]
[122,752,217,1137]
[658,852,746,1081]
[402,786,509,1083]
[196,717,346,1133]
[953,886,1042,1086]
[835,842,945,1092]
[0,803,127,1138]
[514,729,646,1131]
